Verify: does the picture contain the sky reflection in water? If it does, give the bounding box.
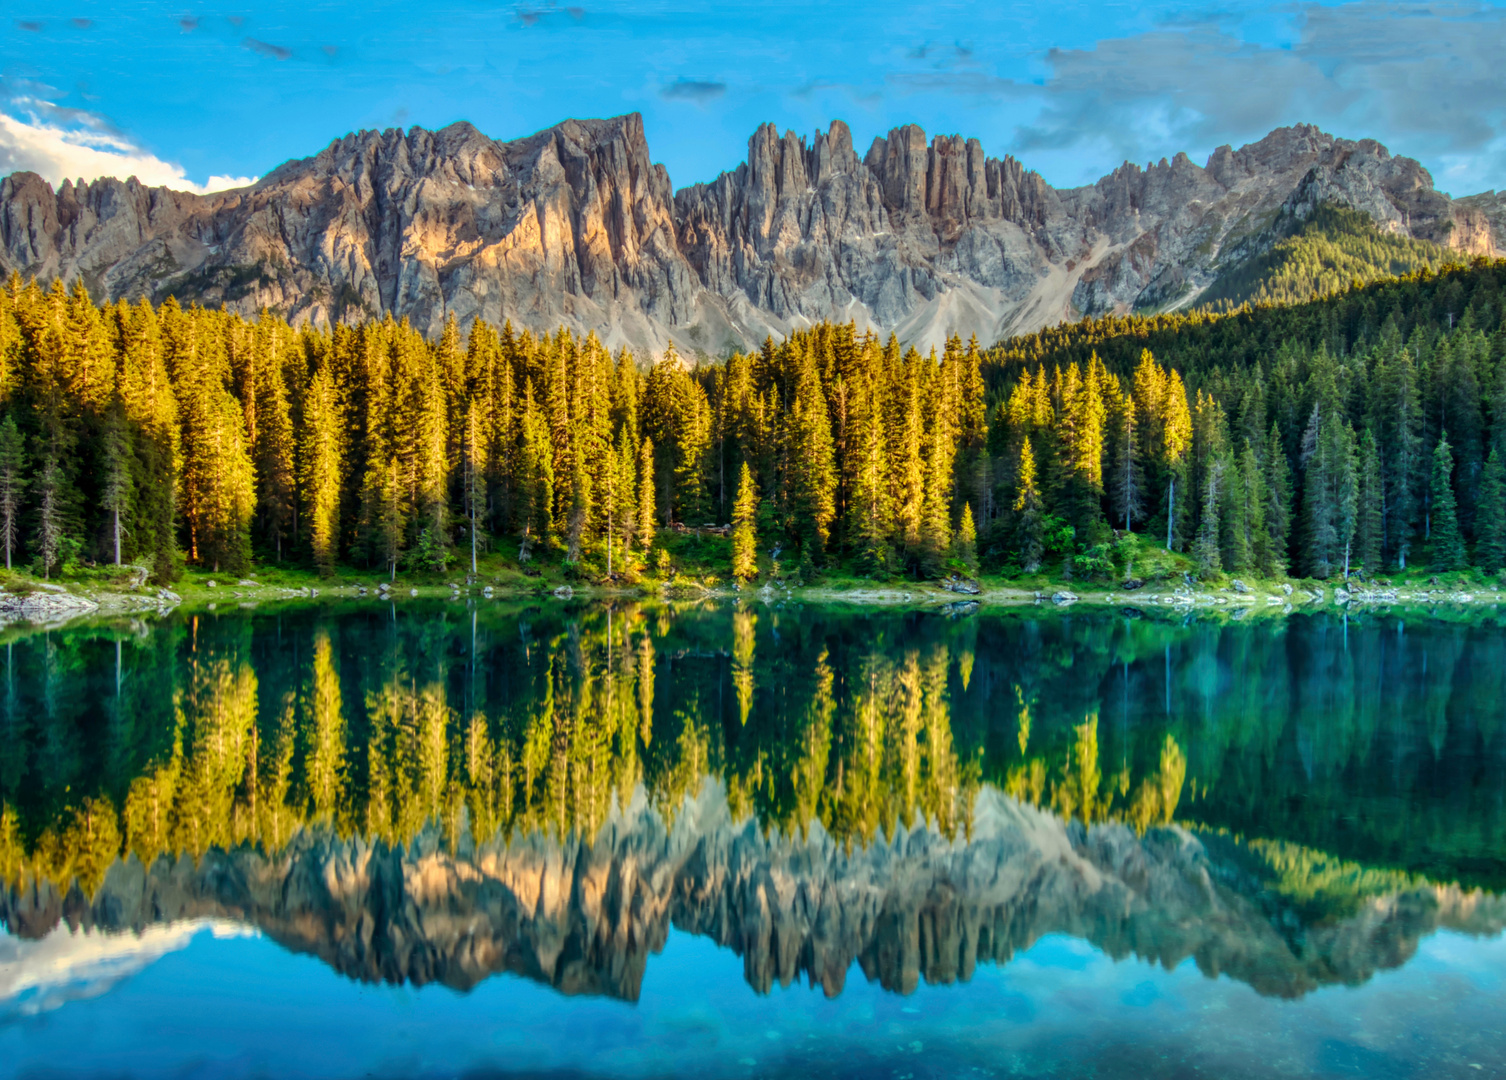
[1,602,1504,1078]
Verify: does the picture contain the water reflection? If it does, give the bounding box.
[2,603,1504,1004]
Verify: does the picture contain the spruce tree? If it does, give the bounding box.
[300,364,342,576]
[1265,423,1292,575]
[730,461,758,583]
[1430,436,1466,571]
[33,452,65,579]
[635,436,656,558]
[99,403,132,567]
[1193,457,1223,575]
[1107,391,1144,532]
[0,417,26,571]
[1476,447,1506,573]
[1238,441,1273,577]
[1355,428,1383,575]
[787,351,836,557]
[956,502,978,572]
[1014,438,1044,573]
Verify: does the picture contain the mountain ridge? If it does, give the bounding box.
[7,782,1498,1002]
[0,115,1498,356]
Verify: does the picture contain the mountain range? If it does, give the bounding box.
[5,782,1499,1003]
[1,116,1501,356]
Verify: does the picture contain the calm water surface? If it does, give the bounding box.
[2,601,1505,1079]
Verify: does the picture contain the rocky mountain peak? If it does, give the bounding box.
[0,116,1498,357]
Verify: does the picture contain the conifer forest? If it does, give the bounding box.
[2,260,1505,586]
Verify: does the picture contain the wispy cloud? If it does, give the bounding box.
[0,97,257,194]
[890,0,1506,191]
[660,77,727,103]
[242,37,292,60]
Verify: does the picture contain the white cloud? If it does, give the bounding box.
[0,100,256,194]
[0,919,257,1018]
[891,0,1506,193]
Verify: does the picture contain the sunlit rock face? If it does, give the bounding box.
[4,783,1501,1003]
[0,118,1496,357]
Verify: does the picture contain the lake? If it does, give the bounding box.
[2,600,1505,1079]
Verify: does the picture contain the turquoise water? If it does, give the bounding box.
[2,602,1505,1078]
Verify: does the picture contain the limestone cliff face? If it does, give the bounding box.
[4,784,1500,1002]
[0,118,1496,355]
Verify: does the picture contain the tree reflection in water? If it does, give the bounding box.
[2,602,1504,1000]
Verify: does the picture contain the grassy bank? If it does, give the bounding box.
[5,525,1505,618]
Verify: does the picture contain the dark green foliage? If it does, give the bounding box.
[1477,449,1506,573]
[1197,205,1459,311]
[1430,437,1466,571]
[984,257,1506,578]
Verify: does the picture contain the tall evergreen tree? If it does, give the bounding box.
[1430,436,1466,571]
[0,416,26,571]
[1193,456,1223,575]
[1265,423,1293,575]
[730,461,758,583]
[1355,428,1384,575]
[98,402,132,567]
[1013,438,1044,573]
[1476,447,1506,573]
[786,350,836,556]
[300,363,342,576]
[956,502,978,572]
[635,436,656,557]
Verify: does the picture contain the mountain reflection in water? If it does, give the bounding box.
[2,601,1504,1006]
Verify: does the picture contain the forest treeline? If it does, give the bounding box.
[1,259,1506,583]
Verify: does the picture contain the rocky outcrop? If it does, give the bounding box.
[1458,190,1506,253]
[5,783,1502,1003]
[1,119,1498,356]
[0,587,98,626]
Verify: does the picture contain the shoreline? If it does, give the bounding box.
[4,574,1503,633]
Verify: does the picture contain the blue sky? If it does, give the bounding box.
[3,1,1505,196]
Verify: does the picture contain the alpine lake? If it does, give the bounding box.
[2,597,1505,1080]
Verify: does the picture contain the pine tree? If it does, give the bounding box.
[460,398,487,578]
[635,436,656,558]
[786,350,836,557]
[300,363,342,576]
[98,402,132,567]
[1265,423,1293,575]
[518,382,555,558]
[0,416,26,571]
[1014,438,1044,573]
[1238,441,1273,577]
[1430,436,1466,571]
[1355,428,1384,575]
[956,502,978,572]
[1476,447,1506,573]
[730,461,758,583]
[1302,412,1357,579]
[1193,456,1223,574]
[849,373,892,575]
[1371,336,1422,569]
[33,451,65,579]
[1220,451,1248,574]
[1107,390,1144,532]
[252,327,296,561]
[892,362,926,556]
